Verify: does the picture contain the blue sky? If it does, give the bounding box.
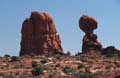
[0,0,120,56]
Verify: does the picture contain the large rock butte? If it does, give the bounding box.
[20,11,63,56]
[79,15,102,52]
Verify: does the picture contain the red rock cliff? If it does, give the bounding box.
[20,11,63,56]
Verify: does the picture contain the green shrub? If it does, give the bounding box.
[76,73,96,78]
[75,52,81,56]
[58,75,63,78]
[77,63,85,69]
[55,63,61,67]
[32,65,49,76]
[63,66,77,74]
[4,54,11,62]
[4,54,11,58]
[41,57,48,64]
[48,71,58,78]
[29,52,35,58]
[106,53,115,57]
[63,66,72,74]
[47,52,54,57]
[11,56,20,62]
[1,72,10,78]
[80,57,87,62]
[14,65,21,68]
[105,64,112,69]
[32,65,44,76]
[32,61,38,67]
[85,67,90,73]
[54,54,62,59]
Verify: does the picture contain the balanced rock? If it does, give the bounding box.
[79,15,102,52]
[20,11,63,56]
[79,15,97,33]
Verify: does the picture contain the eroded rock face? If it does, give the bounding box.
[20,11,63,56]
[102,46,120,56]
[79,15,102,52]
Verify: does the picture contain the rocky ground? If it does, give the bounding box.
[0,52,120,78]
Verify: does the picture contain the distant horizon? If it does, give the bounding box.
[0,0,120,56]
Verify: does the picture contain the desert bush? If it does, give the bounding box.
[54,54,62,59]
[75,56,81,60]
[5,64,9,69]
[11,56,20,62]
[106,53,118,58]
[85,67,91,73]
[77,63,85,69]
[4,54,11,58]
[75,73,96,78]
[41,57,48,64]
[32,61,38,67]
[32,65,44,76]
[14,65,21,68]
[47,52,54,57]
[55,63,61,67]
[21,54,31,58]
[75,52,81,56]
[105,64,112,69]
[63,66,77,74]
[29,52,35,58]
[58,75,63,78]
[4,54,11,61]
[49,70,57,78]
[63,66,72,74]
[32,65,49,76]
[71,68,77,75]
[80,57,87,62]
[1,72,10,78]
[48,71,58,78]
[48,74,54,78]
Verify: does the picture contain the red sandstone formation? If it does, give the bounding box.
[79,15,102,52]
[20,11,63,56]
[79,15,97,33]
[102,46,120,56]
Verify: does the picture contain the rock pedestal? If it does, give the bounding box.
[20,11,63,56]
[79,15,102,52]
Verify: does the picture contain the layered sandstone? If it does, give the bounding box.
[20,11,63,56]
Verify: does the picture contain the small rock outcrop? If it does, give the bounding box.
[102,46,120,56]
[79,15,102,52]
[20,11,63,56]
